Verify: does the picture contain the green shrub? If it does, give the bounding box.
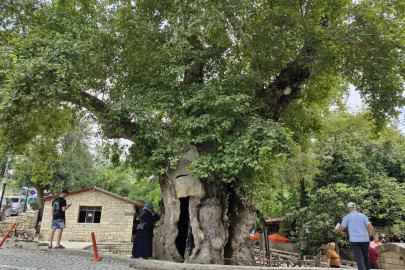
[30,201,39,210]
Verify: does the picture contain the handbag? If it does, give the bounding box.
[136,222,146,231]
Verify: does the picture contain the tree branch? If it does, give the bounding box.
[312,131,338,162]
[330,132,338,156]
[226,11,261,76]
[183,62,204,85]
[76,91,107,116]
[181,35,207,118]
[255,15,332,121]
[182,35,205,85]
[257,57,312,121]
[64,91,138,141]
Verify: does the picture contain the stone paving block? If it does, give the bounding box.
[0,240,346,270]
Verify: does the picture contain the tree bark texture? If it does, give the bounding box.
[35,185,45,224]
[153,175,256,265]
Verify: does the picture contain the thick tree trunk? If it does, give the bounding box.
[35,185,45,223]
[299,178,307,209]
[224,184,256,265]
[153,175,256,265]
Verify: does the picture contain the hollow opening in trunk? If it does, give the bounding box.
[224,183,236,263]
[176,196,192,259]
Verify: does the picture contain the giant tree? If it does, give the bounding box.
[1,0,405,264]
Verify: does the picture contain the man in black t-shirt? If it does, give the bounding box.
[48,190,71,249]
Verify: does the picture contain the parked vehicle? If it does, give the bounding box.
[0,197,12,221]
[6,196,27,216]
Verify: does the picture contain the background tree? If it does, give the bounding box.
[284,111,405,247]
[10,118,161,220]
[48,119,95,193]
[12,136,59,220]
[1,0,405,264]
[11,119,92,218]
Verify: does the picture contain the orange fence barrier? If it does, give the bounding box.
[91,232,101,261]
[0,222,17,249]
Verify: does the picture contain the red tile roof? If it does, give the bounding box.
[40,186,144,208]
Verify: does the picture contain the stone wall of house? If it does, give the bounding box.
[39,190,136,242]
[0,211,39,235]
[376,243,405,269]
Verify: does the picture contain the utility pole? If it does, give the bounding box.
[0,155,11,210]
[304,223,311,256]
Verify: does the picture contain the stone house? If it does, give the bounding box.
[40,187,143,242]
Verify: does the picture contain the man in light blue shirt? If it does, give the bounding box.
[334,202,378,270]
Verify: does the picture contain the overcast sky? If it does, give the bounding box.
[347,85,363,110]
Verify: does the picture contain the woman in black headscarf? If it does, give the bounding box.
[131,202,160,259]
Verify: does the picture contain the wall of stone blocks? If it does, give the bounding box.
[0,211,39,235]
[374,226,390,242]
[40,190,136,243]
[338,247,355,261]
[269,242,299,253]
[376,243,405,269]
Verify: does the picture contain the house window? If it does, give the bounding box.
[78,206,102,223]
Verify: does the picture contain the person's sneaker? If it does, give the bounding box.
[48,245,52,249]
[55,245,65,249]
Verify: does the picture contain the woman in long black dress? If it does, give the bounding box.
[131,202,160,259]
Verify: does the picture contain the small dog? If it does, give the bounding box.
[19,228,36,241]
[378,234,386,243]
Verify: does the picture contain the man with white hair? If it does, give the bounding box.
[334,202,379,270]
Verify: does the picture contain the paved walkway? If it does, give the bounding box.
[38,241,93,250]
[0,245,133,270]
[0,240,329,270]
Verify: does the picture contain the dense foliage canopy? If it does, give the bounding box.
[1,0,405,258]
[1,0,405,186]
